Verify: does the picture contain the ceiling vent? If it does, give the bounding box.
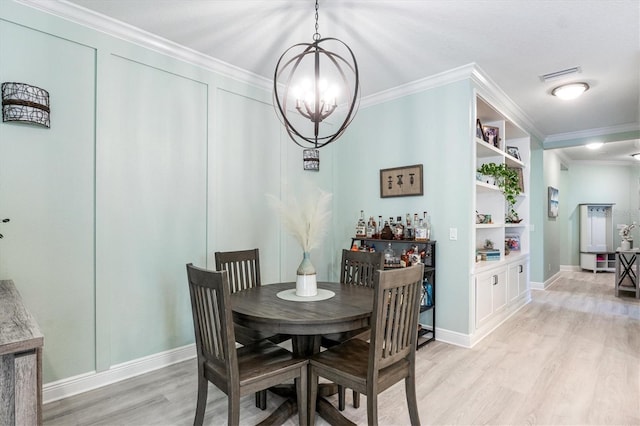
[539,67,582,82]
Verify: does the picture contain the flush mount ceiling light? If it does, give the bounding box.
[586,142,604,150]
[273,0,360,171]
[551,82,589,100]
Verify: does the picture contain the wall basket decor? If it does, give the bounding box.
[1,82,50,128]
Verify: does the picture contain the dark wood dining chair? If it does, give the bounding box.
[186,264,308,426]
[215,248,291,409]
[321,249,384,410]
[309,264,424,426]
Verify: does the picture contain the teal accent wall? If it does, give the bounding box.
[0,17,97,381]
[336,81,474,335]
[0,2,308,383]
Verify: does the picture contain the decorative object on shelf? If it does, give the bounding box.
[548,186,559,218]
[619,222,636,251]
[484,239,494,249]
[505,234,520,251]
[476,119,488,142]
[483,125,500,148]
[379,164,423,198]
[1,82,50,128]
[266,183,332,297]
[273,0,359,169]
[477,162,522,222]
[506,146,521,160]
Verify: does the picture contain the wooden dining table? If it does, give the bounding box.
[230,281,374,425]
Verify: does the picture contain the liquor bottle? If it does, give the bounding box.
[394,216,404,240]
[423,211,432,240]
[415,218,427,241]
[400,249,409,267]
[377,216,383,238]
[383,242,395,266]
[355,210,366,238]
[405,213,413,240]
[366,216,375,238]
[381,220,394,240]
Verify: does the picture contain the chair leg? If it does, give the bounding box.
[228,394,240,426]
[366,393,378,426]
[405,376,421,426]
[296,367,308,426]
[194,376,208,426]
[308,367,319,426]
[353,390,360,408]
[255,390,267,410]
[338,385,346,411]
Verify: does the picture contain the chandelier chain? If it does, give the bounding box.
[313,0,320,41]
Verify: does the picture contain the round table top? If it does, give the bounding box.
[230,281,374,336]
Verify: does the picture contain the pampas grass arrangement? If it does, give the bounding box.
[266,184,333,253]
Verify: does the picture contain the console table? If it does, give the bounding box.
[0,280,44,425]
[615,250,640,298]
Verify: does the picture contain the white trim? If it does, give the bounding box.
[544,122,640,144]
[530,270,562,290]
[14,0,271,91]
[43,344,196,404]
[433,327,472,348]
[560,264,581,272]
[360,63,476,109]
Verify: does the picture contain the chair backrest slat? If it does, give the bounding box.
[215,249,261,293]
[186,264,238,381]
[369,264,424,371]
[340,249,384,288]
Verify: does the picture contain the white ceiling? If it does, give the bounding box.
[25,0,640,164]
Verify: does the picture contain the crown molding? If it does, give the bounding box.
[543,122,640,145]
[469,64,544,142]
[14,0,272,91]
[359,63,476,108]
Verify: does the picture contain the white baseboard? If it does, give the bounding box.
[531,270,562,290]
[43,344,196,404]
[434,327,472,348]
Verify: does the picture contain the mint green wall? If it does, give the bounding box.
[0,17,96,381]
[336,81,474,334]
[0,2,314,383]
[542,150,564,279]
[528,140,545,283]
[565,163,639,266]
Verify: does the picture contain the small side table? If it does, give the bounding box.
[615,249,640,298]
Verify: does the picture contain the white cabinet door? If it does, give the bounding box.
[492,269,507,313]
[476,271,494,328]
[508,263,520,303]
[518,262,528,295]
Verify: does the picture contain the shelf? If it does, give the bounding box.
[417,325,434,348]
[476,181,500,192]
[476,138,503,158]
[504,154,524,168]
[505,223,527,228]
[476,223,503,229]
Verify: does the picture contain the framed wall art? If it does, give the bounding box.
[380,164,423,198]
[483,125,500,148]
[506,146,521,160]
[548,186,559,217]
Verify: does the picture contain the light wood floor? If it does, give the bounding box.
[44,271,640,425]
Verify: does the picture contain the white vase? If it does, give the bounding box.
[621,240,631,250]
[296,251,317,297]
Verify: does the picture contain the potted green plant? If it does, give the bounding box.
[477,162,522,223]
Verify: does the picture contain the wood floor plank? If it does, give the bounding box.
[43,271,640,425]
